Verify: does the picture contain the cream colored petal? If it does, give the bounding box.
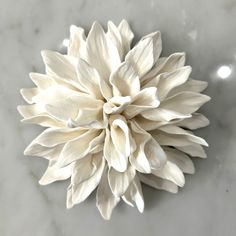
[118,19,134,55]
[45,94,104,125]
[103,96,131,115]
[110,62,140,97]
[29,73,56,90]
[141,107,191,122]
[33,127,86,147]
[168,79,208,96]
[110,115,131,158]
[104,129,128,172]
[124,87,160,118]
[57,129,105,168]
[175,113,209,130]
[122,176,144,213]
[21,114,64,128]
[107,21,124,60]
[152,161,185,187]
[24,143,64,160]
[96,166,120,220]
[129,121,166,173]
[177,144,207,158]
[125,34,158,77]
[157,66,192,100]
[39,161,73,185]
[141,52,186,83]
[71,152,105,204]
[20,88,38,104]
[164,147,195,174]
[157,125,208,146]
[160,91,211,115]
[68,25,86,58]
[41,50,79,82]
[77,58,104,99]
[139,173,178,193]
[85,22,120,82]
[108,165,136,197]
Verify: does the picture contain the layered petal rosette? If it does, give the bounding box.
[18,20,210,220]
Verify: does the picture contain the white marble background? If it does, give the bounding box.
[0,0,236,235]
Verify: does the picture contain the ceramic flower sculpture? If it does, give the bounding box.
[18,20,210,220]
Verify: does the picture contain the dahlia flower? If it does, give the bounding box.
[18,20,210,220]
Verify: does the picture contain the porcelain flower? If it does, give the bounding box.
[18,20,210,220]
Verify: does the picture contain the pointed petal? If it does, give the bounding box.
[124,87,160,118]
[177,144,207,158]
[152,161,185,187]
[104,127,128,172]
[175,113,210,130]
[139,173,178,193]
[57,129,105,167]
[168,79,208,96]
[107,21,124,59]
[66,184,74,209]
[108,165,136,197]
[86,22,120,81]
[33,127,86,147]
[29,73,56,90]
[96,166,120,220]
[71,152,105,204]
[125,33,160,77]
[39,161,73,185]
[164,147,195,174]
[157,66,192,100]
[110,62,140,97]
[141,52,186,83]
[160,91,211,115]
[68,25,86,57]
[20,88,38,104]
[122,176,144,213]
[118,19,134,55]
[157,125,208,146]
[41,50,78,82]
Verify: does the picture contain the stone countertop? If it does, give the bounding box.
[0,0,236,235]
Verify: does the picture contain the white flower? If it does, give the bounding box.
[18,20,210,220]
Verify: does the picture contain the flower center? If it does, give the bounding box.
[103,96,131,115]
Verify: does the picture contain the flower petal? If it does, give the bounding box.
[157,66,192,100]
[20,88,38,104]
[118,19,134,55]
[33,127,86,147]
[124,87,160,118]
[85,22,120,82]
[57,129,105,168]
[39,161,73,185]
[164,147,195,174]
[108,165,136,197]
[129,121,166,173]
[96,166,120,220]
[122,176,144,213]
[175,113,209,130]
[152,161,185,187]
[125,32,161,77]
[104,128,128,172]
[141,52,186,84]
[157,125,208,146]
[29,73,56,90]
[68,25,86,58]
[168,79,208,96]
[110,62,140,97]
[177,144,207,158]
[71,152,105,204]
[41,50,78,82]
[139,173,178,193]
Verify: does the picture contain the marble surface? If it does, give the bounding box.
[1,0,236,235]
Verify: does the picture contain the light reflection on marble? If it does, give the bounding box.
[0,0,236,235]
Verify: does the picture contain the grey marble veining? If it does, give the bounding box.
[0,0,236,235]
